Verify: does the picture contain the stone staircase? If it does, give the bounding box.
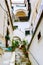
[0,51,15,65]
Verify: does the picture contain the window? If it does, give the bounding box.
[7,20,10,25]
[13,26,18,29]
[38,32,41,40]
[25,30,30,36]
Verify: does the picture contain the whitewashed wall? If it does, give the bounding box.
[0,0,6,36]
[0,0,8,45]
[29,15,43,65]
[13,22,32,43]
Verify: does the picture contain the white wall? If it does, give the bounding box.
[12,0,24,3]
[29,15,43,65]
[13,22,32,43]
[30,0,41,10]
[0,0,8,46]
[0,0,13,46]
[13,22,30,31]
[29,0,42,33]
[0,0,7,36]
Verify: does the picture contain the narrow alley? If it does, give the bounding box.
[0,0,43,65]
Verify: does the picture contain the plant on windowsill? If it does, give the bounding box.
[5,35,10,40]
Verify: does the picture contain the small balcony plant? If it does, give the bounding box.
[5,35,10,40]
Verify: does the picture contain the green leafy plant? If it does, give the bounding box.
[12,39,19,51]
[22,40,27,45]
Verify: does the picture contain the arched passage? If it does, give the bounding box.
[15,10,26,17]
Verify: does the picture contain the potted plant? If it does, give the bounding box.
[12,39,19,51]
